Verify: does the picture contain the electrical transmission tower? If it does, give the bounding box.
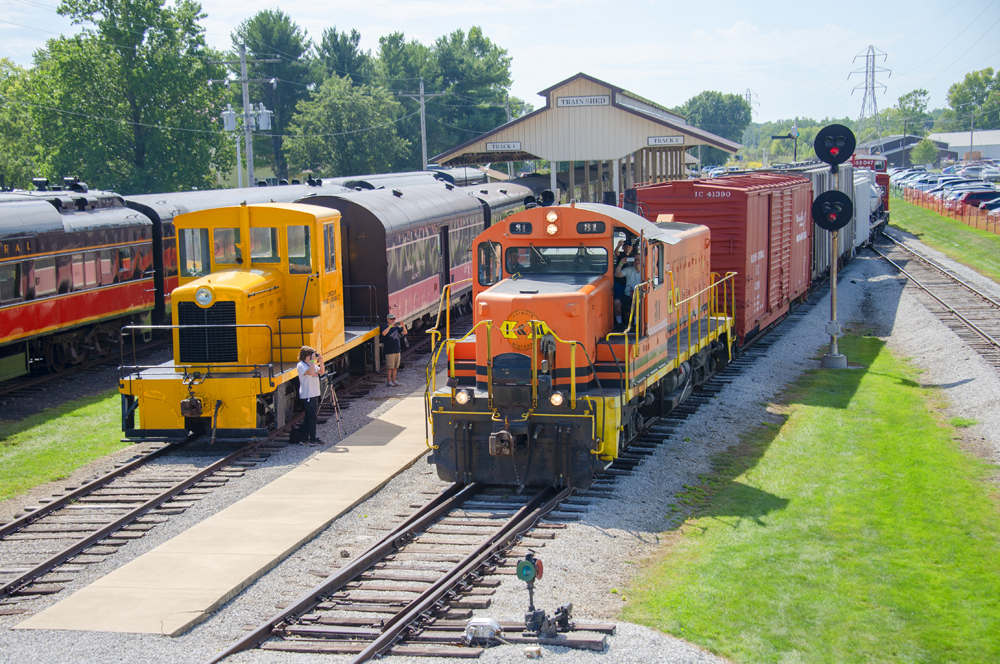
[850,46,890,155]
[743,88,761,161]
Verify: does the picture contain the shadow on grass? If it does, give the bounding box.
[674,412,792,528]
[789,338,879,409]
[674,337,884,530]
[0,389,121,444]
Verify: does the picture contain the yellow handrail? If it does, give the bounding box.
[426,277,472,356]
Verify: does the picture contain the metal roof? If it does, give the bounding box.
[565,202,700,245]
[433,72,741,166]
[127,182,352,224]
[296,183,483,235]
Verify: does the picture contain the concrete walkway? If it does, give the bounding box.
[17,381,435,636]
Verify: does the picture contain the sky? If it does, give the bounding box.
[1,0,998,125]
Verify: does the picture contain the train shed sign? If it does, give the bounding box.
[432,73,741,200]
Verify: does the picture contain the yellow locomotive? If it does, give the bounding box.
[426,203,736,488]
[119,202,379,440]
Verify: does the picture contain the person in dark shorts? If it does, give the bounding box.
[296,345,325,443]
[382,314,407,386]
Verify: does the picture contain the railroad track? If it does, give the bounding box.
[207,483,613,663]
[872,234,1000,371]
[203,304,836,662]
[0,437,273,611]
[0,338,445,613]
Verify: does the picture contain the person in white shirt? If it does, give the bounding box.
[296,345,325,443]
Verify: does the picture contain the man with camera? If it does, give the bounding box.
[382,314,408,386]
[614,241,642,328]
[296,346,326,444]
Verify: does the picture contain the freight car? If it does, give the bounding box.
[426,203,736,488]
[628,174,813,348]
[118,182,536,440]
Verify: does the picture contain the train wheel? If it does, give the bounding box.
[45,344,67,373]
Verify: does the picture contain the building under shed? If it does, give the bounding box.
[431,73,741,203]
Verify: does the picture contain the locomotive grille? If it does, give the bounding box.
[177,301,238,363]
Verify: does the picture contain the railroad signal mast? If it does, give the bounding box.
[812,124,856,369]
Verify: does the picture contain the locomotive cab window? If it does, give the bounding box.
[214,228,241,264]
[654,244,664,288]
[477,241,502,286]
[287,225,311,275]
[323,224,336,273]
[179,228,210,277]
[0,263,21,303]
[250,227,280,263]
[505,245,607,275]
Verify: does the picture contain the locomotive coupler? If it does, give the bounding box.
[180,384,203,418]
[488,430,514,456]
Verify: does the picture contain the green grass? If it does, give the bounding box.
[889,196,1000,283]
[0,389,130,501]
[623,336,1000,663]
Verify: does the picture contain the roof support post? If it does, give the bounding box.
[583,160,591,202]
[568,161,576,202]
[550,166,558,202]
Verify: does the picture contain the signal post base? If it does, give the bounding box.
[820,353,848,369]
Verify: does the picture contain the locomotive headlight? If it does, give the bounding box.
[455,389,471,405]
[549,391,565,407]
[546,211,559,222]
[546,223,559,235]
[195,287,214,307]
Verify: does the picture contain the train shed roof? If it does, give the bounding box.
[433,73,741,167]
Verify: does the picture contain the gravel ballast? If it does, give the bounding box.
[1,244,997,664]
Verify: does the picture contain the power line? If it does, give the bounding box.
[897,0,996,77]
[0,92,420,138]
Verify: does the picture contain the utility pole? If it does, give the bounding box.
[399,77,446,169]
[210,44,279,186]
[505,97,514,178]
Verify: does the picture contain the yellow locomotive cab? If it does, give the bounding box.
[119,203,380,441]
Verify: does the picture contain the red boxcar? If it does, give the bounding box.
[631,174,814,346]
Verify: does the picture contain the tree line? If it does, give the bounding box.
[0,0,522,194]
[741,69,1000,165]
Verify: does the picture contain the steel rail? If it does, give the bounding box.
[873,247,1000,350]
[204,481,475,664]
[882,234,1000,309]
[0,438,259,601]
[0,439,187,539]
[350,485,571,664]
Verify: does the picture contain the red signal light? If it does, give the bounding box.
[830,146,840,157]
[827,212,837,222]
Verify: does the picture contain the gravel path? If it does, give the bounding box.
[1,242,997,664]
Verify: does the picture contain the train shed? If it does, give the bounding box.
[432,73,741,203]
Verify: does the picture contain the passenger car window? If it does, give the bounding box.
[477,241,502,286]
[250,227,280,263]
[179,228,210,277]
[0,263,21,302]
[34,258,57,296]
[287,225,311,275]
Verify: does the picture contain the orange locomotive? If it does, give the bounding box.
[426,203,736,488]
